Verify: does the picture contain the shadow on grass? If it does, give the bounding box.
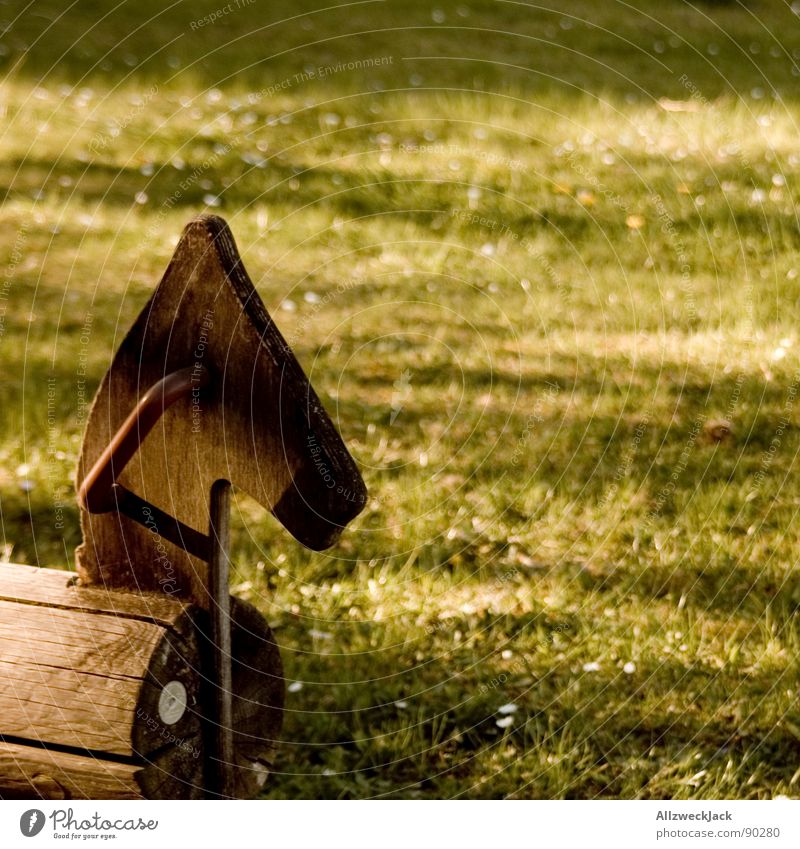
[269,624,797,798]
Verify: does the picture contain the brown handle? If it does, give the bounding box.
[79,366,210,513]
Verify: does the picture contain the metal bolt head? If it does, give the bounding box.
[158,680,188,725]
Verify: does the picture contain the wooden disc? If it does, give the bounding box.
[134,598,284,799]
[133,613,205,799]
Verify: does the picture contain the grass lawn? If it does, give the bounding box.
[2,0,800,798]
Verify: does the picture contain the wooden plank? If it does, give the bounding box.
[0,741,143,800]
[0,598,168,643]
[0,571,281,797]
[0,569,206,797]
[0,563,190,627]
[0,640,152,681]
[75,214,366,603]
[0,633,155,679]
[0,597,170,756]
[0,663,141,755]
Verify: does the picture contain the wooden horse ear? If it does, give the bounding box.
[75,215,366,603]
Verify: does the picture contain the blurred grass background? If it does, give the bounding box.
[2,0,800,798]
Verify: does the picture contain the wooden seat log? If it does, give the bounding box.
[0,563,283,800]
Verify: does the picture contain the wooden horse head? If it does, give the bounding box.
[75,215,366,605]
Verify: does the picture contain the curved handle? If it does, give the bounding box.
[79,365,210,513]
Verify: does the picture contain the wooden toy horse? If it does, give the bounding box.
[0,216,366,799]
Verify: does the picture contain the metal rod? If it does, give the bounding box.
[116,486,211,561]
[79,366,210,514]
[208,479,235,798]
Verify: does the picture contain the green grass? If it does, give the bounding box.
[2,0,800,798]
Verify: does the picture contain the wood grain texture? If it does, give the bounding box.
[74,214,367,603]
[0,741,143,800]
[0,564,205,798]
[0,565,282,799]
[0,563,191,628]
[0,601,202,759]
[0,600,163,756]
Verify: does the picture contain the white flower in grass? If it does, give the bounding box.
[623,662,636,674]
[394,700,409,709]
[287,681,303,693]
[582,661,600,672]
[497,703,518,715]
[495,716,514,729]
